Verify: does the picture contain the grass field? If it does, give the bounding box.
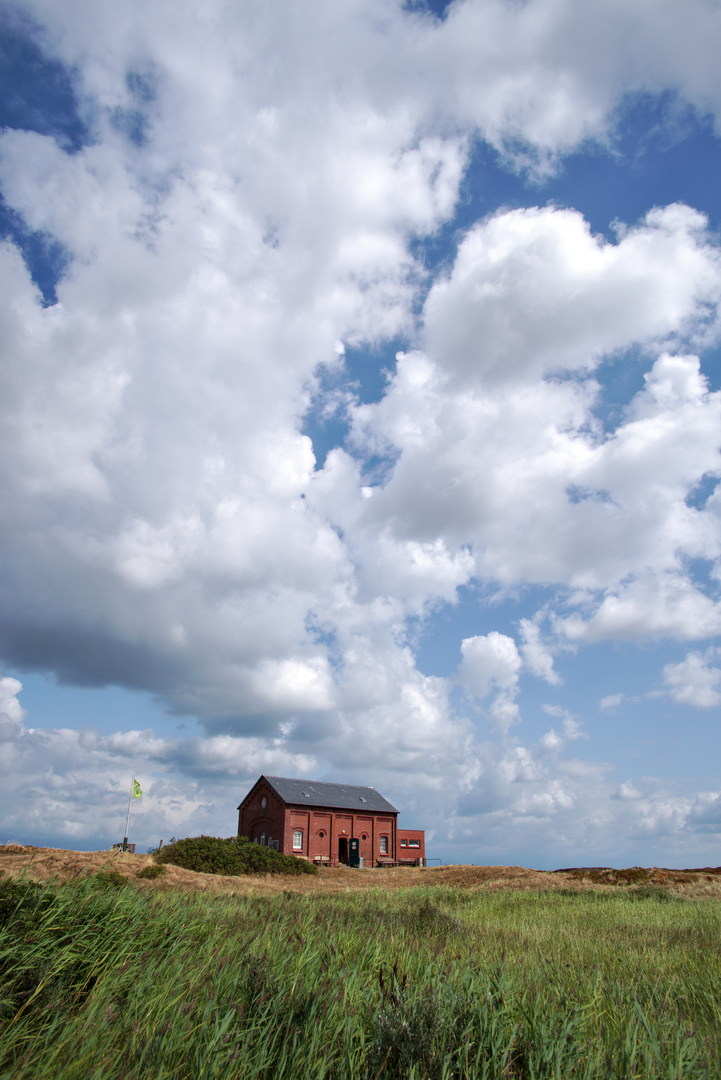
[2,860,720,1079]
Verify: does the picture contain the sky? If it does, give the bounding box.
[1,0,721,869]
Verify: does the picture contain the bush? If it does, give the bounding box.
[94,869,128,889]
[136,865,166,880]
[155,836,318,877]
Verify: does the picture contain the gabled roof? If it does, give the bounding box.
[242,775,397,813]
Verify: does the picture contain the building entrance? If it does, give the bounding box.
[338,836,348,864]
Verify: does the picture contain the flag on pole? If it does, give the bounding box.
[132,779,143,799]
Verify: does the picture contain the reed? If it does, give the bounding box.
[1,873,719,1078]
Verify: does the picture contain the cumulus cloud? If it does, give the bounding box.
[662,648,721,707]
[3,666,721,868]
[1,1,721,861]
[559,572,721,643]
[458,755,659,862]
[0,677,27,742]
[519,618,562,685]
[424,204,720,388]
[453,722,721,867]
[614,781,643,801]
[2,7,719,726]
[458,632,522,730]
[351,326,721,626]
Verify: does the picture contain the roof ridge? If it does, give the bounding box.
[252,774,398,813]
[265,774,377,790]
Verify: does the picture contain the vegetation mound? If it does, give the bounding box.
[155,835,318,876]
[135,864,166,880]
[94,869,128,889]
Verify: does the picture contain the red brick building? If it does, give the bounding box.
[398,829,425,864]
[237,775,424,866]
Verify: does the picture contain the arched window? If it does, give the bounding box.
[293,829,303,850]
[379,835,388,854]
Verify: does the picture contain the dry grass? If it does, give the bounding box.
[3,844,721,900]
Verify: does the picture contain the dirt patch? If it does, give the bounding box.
[2,846,721,899]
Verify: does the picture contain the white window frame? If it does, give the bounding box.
[379,835,388,855]
[293,829,303,851]
[408,839,420,848]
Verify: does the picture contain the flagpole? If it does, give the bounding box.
[123,776,134,852]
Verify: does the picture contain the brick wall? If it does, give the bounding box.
[238,782,400,864]
[238,777,285,849]
[281,807,397,863]
[398,828,425,862]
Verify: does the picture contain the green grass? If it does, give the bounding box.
[1,874,719,1078]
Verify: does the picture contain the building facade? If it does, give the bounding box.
[237,775,423,866]
[397,829,425,864]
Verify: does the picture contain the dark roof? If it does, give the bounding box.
[247,775,397,813]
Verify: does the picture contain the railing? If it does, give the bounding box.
[313,854,340,867]
[312,855,427,868]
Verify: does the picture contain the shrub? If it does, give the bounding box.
[155,836,318,877]
[136,865,166,880]
[94,869,128,889]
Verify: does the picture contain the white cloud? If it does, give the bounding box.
[431,0,721,166]
[2,1,721,862]
[453,725,721,866]
[459,632,521,694]
[559,573,721,643]
[458,632,522,731]
[3,670,721,868]
[599,693,624,711]
[663,648,721,707]
[248,657,336,714]
[614,781,643,801]
[0,677,27,741]
[423,204,720,388]
[519,618,562,685]
[344,199,721,624]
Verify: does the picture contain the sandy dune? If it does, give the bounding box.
[2,845,721,899]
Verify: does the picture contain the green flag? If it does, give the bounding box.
[132,779,142,799]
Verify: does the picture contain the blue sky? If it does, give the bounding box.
[2,0,721,868]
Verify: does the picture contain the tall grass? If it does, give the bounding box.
[1,873,719,1078]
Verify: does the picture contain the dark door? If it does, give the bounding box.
[338,837,348,864]
[348,837,360,867]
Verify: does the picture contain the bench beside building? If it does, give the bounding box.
[398,828,426,864]
[237,774,425,866]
